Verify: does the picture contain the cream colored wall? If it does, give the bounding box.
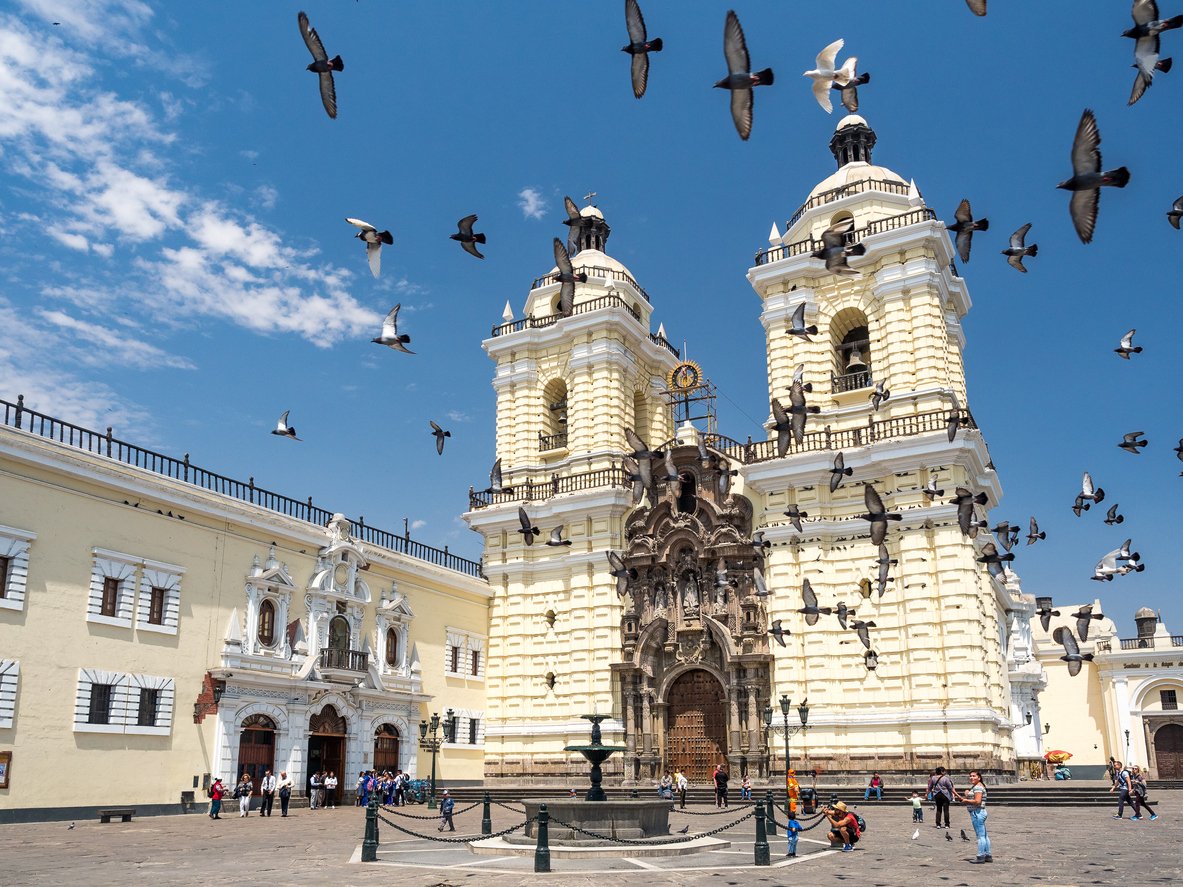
[1038,658,1109,765]
[0,430,489,812]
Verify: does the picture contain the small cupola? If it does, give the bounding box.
[574,204,611,253]
[829,114,877,167]
[1135,607,1158,639]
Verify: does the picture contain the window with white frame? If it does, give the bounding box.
[444,628,486,680]
[87,550,137,627]
[0,660,19,729]
[443,709,485,747]
[136,561,183,635]
[74,669,174,735]
[0,524,36,612]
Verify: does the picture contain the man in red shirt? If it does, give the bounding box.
[209,778,225,819]
[825,801,860,851]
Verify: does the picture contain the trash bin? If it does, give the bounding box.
[799,787,817,815]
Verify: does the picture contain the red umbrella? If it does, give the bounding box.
[1044,750,1073,763]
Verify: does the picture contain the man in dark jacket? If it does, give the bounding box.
[713,764,729,808]
[438,789,456,831]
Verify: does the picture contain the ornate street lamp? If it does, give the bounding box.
[763,695,810,776]
[418,708,453,809]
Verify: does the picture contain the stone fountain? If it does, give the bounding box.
[564,713,626,801]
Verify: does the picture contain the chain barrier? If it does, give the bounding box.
[379,801,480,820]
[546,809,754,845]
[493,800,527,813]
[376,811,532,843]
[672,802,756,816]
[769,810,829,833]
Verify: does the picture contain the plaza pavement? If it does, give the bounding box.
[3,792,1180,887]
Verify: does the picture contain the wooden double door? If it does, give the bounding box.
[1155,724,1183,779]
[666,669,727,783]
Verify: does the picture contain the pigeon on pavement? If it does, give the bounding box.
[714,10,774,140]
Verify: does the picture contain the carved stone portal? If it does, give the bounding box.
[610,441,775,784]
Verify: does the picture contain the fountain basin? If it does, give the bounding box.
[511,798,673,844]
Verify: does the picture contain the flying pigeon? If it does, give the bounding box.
[658,451,683,499]
[836,600,856,630]
[607,550,637,596]
[851,619,876,649]
[829,451,853,492]
[860,484,902,545]
[753,566,770,598]
[712,560,730,589]
[1115,329,1142,358]
[622,455,646,504]
[869,381,890,411]
[624,428,662,488]
[1175,437,1183,465]
[544,526,573,548]
[486,458,513,495]
[772,383,819,455]
[769,619,789,646]
[1125,1,1181,104]
[875,544,896,597]
[786,302,818,341]
[1104,504,1125,526]
[947,199,989,263]
[622,0,662,99]
[1093,547,1126,581]
[450,214,486,259]
[517,507,541,546]
[1058,109,1130,244]
[864,649,879,670]
[561,196,593,254]
[783,503,809,532]
[429,421,451,455]
[697,436,718,470]
[1073,604,1106,640]
[990,522,1019,552]
[751,531,772,556]
[949,487,989,538]
[718,463,739,497]
[1169,196,1183,228]
[945,392,967,442]
[714,10,774,140]
[1073,472,1105,515]
[372,304,414,353]
[791,362,814,392]
[1036,601,1060,632]
[298,11,343,119]
[346,218,393,278]
[1053,626,1095,676]
[1118,431,1148,454]
[553,238,586,317]
[811,217,865,276]
[799,578,833,626]
[1027,516,1046,545]
[832,68,871,114]
[922,477,945,500]
[966,0,987,14]
[804,39,863,114]
[976,541,1015,579]
[271,410,300,441]
[1001,223,1038,272]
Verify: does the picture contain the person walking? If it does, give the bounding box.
[1129,765,1159,821]
[208,778,225,819]
[864,772,883,801]
[911,791,924,823]
[236,772,253,817]
[713,763,729,808]
[438,789,456,831]
[277,771,293,817]
[325,771,338,809]
[675,770,688,809]
[259,770,276,817]
[928,766,954,830]
[958,770,991,864]
[1110,760,1133,819]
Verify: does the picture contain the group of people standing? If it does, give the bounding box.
[921,767,992,863]
[306,771,339,809]
[207,770,296,819]
[355,769,413,807]
[1110,759,1159,821]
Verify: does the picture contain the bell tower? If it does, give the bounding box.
[465,201,681,782]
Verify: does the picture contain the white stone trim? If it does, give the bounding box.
[136,565,182,635]
[443,708,486,748]
[444,626,487,680]
[87,551,137,628]
[0,660,19,728]
[125,673,176,735]
[0,524,35,611]
[73,668,175,734]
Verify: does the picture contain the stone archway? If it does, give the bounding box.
[666,669,727,782]
[1154,724,1183,779]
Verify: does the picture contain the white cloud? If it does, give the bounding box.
[36,308,196,370]
[517,187,547,220]
[410,519,426,531]
[253,184,278,210]
[446,410,472,423]
[50,230,89,252]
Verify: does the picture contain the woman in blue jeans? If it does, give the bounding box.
[959,770,992,864]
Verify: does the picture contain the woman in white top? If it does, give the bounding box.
[324,771,339,809]
[236,773,253,817]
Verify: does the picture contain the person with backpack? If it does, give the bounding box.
[958,770,991,864]
[277,771,294,817]
[1110,760,1133,819]
[208,778,225,819]
[824,801,861,852]
[1129,765,1159,821]
[927,766,955,830]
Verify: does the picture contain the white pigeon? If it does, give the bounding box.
[371,304,414,354]
[271,410,301,441]
[345,217,393,278]
[912,828,919,840]
[804,39,860,113]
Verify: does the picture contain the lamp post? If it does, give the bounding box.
[1124,728,1131,759]
[763,695,810,776]
[418,708,453,810]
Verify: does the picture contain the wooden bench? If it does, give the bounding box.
[98,808,136,823]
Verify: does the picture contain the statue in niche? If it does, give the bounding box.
[679,567,700,615]
[653,581,668,615]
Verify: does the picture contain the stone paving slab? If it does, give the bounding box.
[2,793,1180,886]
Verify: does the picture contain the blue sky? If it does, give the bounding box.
[1,0,1179,634]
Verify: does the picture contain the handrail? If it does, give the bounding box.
[319,648,369,671]
[468,466,629,510]
[530,265,650,303]
[784,178,913,230]
[491,294,643,338]
[538,431,568,451]
[0,395,484,578]
[1118,636,1183,651]
[755,206,938,266]
[649,332,680,358]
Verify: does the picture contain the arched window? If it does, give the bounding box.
[541,378,568,451]
[676,472,697,514]
[328,615,350,652]
[830,307,873,393]
[258,599,276,646]
[385,627,399,667]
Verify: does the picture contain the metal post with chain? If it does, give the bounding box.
[753,803,770,866]
[534,803,551,873]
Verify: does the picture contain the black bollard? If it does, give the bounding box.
[764,790,777,836]
[482,791,492,835]
[535,803,551,873]
[361,792,379,862]
[754,803,770,866]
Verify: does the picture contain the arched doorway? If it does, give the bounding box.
[308,705,347,800]
[374,724,400,772]
[1154,724,1183,779]
[666,669,727,783]
[237,714,276,795]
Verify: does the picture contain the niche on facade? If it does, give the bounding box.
[830,306,874,393]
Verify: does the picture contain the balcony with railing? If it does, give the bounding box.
[0,395,484,579]
[755,206,938,267]
[538,431,568,451]
[469,466,630,510]
[491,293,642,337]
[1117,636,1183,651]
[832,369,873,393]
[319,647,369,672]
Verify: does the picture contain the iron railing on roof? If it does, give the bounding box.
[491,294,643,337]
[530,265,651,302]
[649,331,679,357]
[755,206,938,266]
[0,395,484,579]
[1118,636,1183,651]
[784,178,913,230]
